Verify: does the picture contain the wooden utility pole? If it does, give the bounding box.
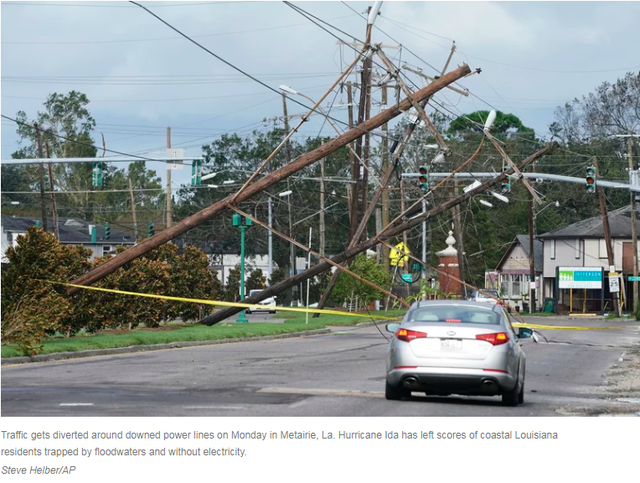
[129,177,138,242]
[45,141,59,240]
[68,65,472,292]
[628,137,638,312]
[595,157,620,316]
[35,124,48,232]
[319,146,326,257]
[381,84,390,273]
[528,160,537,312]
[360,55,372,230]
[166,127,172,228]
[346,81,359,243]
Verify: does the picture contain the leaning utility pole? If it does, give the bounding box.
[44,141,59,240]
[68,64,472,292]
[166,127,172,228]
[595,157,620,317]
[35,123,48,232]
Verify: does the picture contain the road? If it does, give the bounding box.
[2,315,639,416]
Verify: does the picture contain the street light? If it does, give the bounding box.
[279,189,297,305]
[232,213,253,323]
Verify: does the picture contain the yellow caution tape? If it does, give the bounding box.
[513,322,638,330]
[42,280,399,321]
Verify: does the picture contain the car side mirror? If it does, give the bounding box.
[518,327,533,339]
[386,322,400,334]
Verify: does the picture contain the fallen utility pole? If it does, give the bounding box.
[201,142,555,325]
[67,64,472,293]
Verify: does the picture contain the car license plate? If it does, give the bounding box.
[440,339,462,350]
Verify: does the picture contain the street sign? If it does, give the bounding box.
[609,273,620,293]
[629,276,640,282]
[167,148,184,170]
[390,242,410,268]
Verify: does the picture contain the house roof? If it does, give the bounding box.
[1,216,135,245]
[537,206,640,239]
[495,234,543,272]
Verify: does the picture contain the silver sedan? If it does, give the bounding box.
[385,300,533,406]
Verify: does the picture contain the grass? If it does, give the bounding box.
[1,309,406,359]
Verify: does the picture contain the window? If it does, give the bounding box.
[102,245,112,256]
[512,274,522,298]
[599,239,608,259]
[500,274,510,297]
[550,240,556,260]
[408,306,499,325]
[574,239,581,259]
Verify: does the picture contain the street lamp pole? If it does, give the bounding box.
[233,213,251,323]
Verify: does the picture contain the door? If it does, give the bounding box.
[622,242,633,273]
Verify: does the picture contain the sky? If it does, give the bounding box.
[2,0,640,189]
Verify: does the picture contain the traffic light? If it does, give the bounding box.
[92,161,103,187]
[501,167,511,194]
[104,222,110,240]
[191,160,202,186]
[585,166,596,193]
[418,166,429,192]
[147,221,154,237]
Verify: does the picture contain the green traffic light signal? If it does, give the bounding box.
[147,221,154,237]
[418,166,429,192]
[104,222,110,240]
[585,166,596,193]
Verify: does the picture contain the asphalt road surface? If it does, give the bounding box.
[2,316,639,417]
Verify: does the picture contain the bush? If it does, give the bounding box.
[1,227,91,353]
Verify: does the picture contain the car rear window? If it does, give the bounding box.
[407,306,499,325]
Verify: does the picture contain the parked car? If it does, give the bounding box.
[384,300,533,406]
[245,289,277,314]
[468,289,500,304]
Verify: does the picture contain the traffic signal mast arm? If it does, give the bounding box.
[66,64,472,294]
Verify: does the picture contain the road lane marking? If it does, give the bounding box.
[258,387,384,398]
[59,403,94,406]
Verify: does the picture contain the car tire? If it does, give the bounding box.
[502,379,520,407]
[245,310,251,315]
[518,379,525,404]
[385,381,410,401]
[269,310,276,314]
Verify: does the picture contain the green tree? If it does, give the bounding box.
[246,268,267,291]
[332,254,392,309]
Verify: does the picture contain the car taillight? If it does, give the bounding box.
[476,332,509,345]
[396,328,427,342]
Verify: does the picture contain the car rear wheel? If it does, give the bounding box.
[385,381,410,401]
[502,379,520,407]
[245,310,251,315]
[518,380,525,404]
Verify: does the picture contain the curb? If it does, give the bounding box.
[1,329,332,366]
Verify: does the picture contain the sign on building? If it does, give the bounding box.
[558,267,603,289]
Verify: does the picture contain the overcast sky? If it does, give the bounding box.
[2,0,640,188]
